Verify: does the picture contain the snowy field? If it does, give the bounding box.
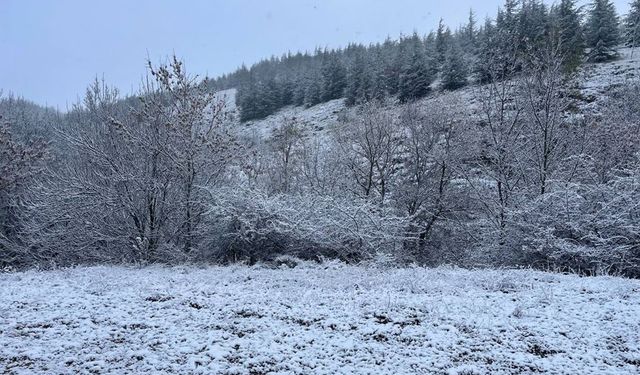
[1,264,639,374]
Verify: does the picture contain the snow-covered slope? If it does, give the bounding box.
[222,47,640,141]
[1,264,639,374]
[214,88,237,113]
[576,47,640,111]
[235,98,346,140]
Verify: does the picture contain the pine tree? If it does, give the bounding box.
[499,0,522,39]
[424,32,440,78]
[475,17,498,83]
[551,0,585,72]
[625,0,640,48]
[398,34,433,102]
[345,50,372,106]
[304,71,323,108]
[264,78,282,112]
[476,13,520,82]
[238,79,260,122]
[292,75,306,107]
[479,0,524,79]
[460,9,478,52]
[435,19,452,67]
[519,0,550,48]
[321,54,347,101]
[586,0,620,62]
[368,47,387,100]
[382,38,401,96]
[279,79,294,106]
[441,41,468,90]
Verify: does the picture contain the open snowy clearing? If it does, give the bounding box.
[1,264,639,374]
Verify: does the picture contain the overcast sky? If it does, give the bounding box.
[0,0,631,110]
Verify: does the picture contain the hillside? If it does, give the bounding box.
[228,46,640,140]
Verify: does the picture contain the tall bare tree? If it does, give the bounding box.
[468,53,525,249]
[521,43,571,196]
[334,103,401,204]
[394,98,461,255]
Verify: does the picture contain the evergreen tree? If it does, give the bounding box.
[382,38,401,96]
[551,0,585,72]
[368,47,387,100]
[320,54,347,101]
[586,0,620,62]
[345,50,372,106]
[303,71,323,107]
[625,0,640,48]
[460,9,478,52]
[435,19,452,67]
[475,18,495,83]
[264,78,282,112]
[477,0,524,79]
[229,0,609,122]
[441,41,468,90]
[292,74,307,106]
[424,32,440,78]
[238,79,260,122]
[519,0,550,48]
[279,79,294,106]
[499,0,522,39]
[398,34,433,102]
[476,15,520,82]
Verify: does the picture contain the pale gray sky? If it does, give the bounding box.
[0,0,631,109]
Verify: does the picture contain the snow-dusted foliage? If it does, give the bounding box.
[203,187,407,263]
[0,95,49,267]
[515,165,640,276]
[3,52,640,275]
[19,58,237,265]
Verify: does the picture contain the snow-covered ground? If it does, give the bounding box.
[237,98,346,140]
[1,264,639,374]
[578,47,640,102]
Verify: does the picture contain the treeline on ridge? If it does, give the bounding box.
[210,0,637,122]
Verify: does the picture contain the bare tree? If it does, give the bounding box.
[334,102,401,204]
[521,44,571,196]
[143,56,237,253]
[25,57,237,264]
[265,117,304,194]
[467,54,525,250]
[299,137,346,197]
[394,98,462,256]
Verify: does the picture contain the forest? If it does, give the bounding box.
[2,0,640,278]
[219,0,631,121]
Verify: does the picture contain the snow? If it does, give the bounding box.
[237,98,346,140]
[578,47,640,101]
[215,88,238,113]
[1,264,639,374]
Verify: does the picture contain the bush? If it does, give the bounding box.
[200,187,408,264]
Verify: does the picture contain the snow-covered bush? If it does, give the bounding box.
[201,187,408,264]
[514,163,640,276]
[0,102,48,268]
